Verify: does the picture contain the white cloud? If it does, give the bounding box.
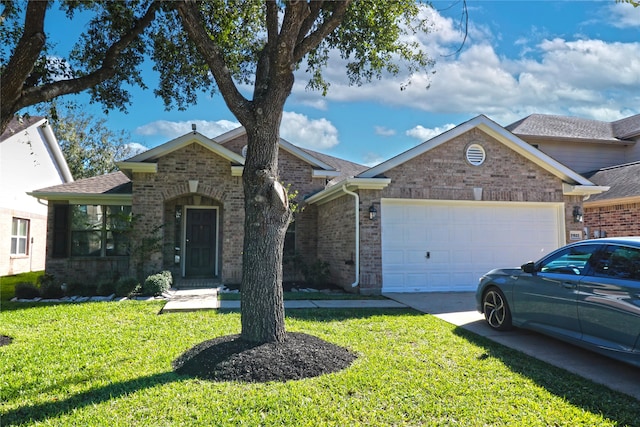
[135,119,240,139]
[406,123,456,141]
[362,152,386,167]
[288,5,640,124]
[607,2,640,28]
[374,126,396,137]
[124,142,148,156]
[280,111,339,150]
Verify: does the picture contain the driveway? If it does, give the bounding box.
[384,292,640,401]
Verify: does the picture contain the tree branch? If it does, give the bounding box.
[175,0,252,123]
[2,1,161,133]
[0,0,48,132]
[293,0,350,63]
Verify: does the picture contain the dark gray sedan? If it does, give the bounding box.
[476,237,640,368]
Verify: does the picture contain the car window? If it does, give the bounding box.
[540,245,600,275]
[590,245,640,280]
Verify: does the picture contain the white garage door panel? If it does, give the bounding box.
[381,199,563,292]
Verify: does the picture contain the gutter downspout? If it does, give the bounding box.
[342,185,359,288]
[39,120,74,183]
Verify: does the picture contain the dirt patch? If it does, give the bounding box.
[173,332,356,383]
[0,335,13,347]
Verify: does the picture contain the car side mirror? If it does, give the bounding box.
[521,261,537,274]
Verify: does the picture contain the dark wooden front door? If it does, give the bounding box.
[185,208,217,277]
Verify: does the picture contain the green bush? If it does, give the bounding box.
[160,270,173,286]
[14,282,40,299]
[302,259,331,287]
[38,274,64,299]
[142,272,171,296]
[115,277,140,297]
[96,280,116,296]
[63,282,83,296]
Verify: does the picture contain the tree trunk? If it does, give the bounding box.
[240,114,291,343]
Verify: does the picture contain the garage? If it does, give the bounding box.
[381,199,565,292]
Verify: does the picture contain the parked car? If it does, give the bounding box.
[476,237,640,368]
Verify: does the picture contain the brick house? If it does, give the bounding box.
[31,114,623,294]
[1,116,73,276]
[507,113,640,240]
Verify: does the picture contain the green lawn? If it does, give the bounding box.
[1,301,638,426]
[0,271,43,302]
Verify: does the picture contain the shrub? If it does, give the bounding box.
[14,282,40,299]
[142,272,171,296]
[160,270,173,287]
[80,282,98,297]
[63,282,83,296]
[115,277,140,297]
[38,274,64,299]
[96,280,116,296]
[302,259,331,288]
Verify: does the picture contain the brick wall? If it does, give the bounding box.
[320,129,578,294]
[584,201,640,237]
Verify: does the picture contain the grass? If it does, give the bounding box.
[0,271,44,302]
[1,301,639,426]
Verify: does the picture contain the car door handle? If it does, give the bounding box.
[562,282,577,289]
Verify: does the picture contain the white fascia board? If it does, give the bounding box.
[562,183,610,196]
[278,138,336,171]
[231,165,243,176]
[359,114,595,187]
[305,178,391,205]
[584,195,640,208]
[115,161,158,174]
[312,170,341,178]
[476,121,595,186]
[125,132,245,165]
[28,192,132,205]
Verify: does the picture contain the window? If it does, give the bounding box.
[10,218,29,256]
[540,244,600,275]
[70,205,131,257]
[591,245,640,280]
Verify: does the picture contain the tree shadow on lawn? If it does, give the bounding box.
[1,372,181,426]
[452,327,640,426]
[260,307,423,322]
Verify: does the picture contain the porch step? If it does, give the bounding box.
[174,278,221,289]
[161,288,219,313]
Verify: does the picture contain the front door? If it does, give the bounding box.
[185,208,217,277]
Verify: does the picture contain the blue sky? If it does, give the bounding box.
[37,1,640,166]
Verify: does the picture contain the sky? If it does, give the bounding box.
[34,1,640,167]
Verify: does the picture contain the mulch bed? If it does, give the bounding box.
[173,332,357,383]
[0,335,13,347]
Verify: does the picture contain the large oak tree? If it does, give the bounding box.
[2,0,435,344]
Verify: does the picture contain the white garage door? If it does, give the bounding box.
[381,199,565,292]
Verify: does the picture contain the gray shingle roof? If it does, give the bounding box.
[0,116,45,142]
[298,147,368,184]
[612,115,640,139]
[506,114,636,143]
[33,171,131,195]
[584,162,640,201]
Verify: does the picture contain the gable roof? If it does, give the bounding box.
[213,126,340,174]
[583,161,640,203]
[507,113,640,144]
[358,115,601,193]
[117,131,246,177]
[29,171,131,203]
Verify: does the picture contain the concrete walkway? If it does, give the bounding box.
[160,288,407,313]
[384,292,640,401]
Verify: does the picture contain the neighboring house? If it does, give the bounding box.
[31,114,610,294]
[508,114,640,239]
[0,116,73,276]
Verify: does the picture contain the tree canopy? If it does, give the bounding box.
[2,0,436,344]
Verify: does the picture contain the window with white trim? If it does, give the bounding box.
[70,205,132,257]
[11,218,29,256]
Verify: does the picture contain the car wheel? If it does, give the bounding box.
[482,287,512,331]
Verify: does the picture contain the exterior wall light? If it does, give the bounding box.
[369,204,378,220]
[573,206,583,223]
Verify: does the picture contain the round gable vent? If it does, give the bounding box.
[466,143,486,166]
[241,145,248,158]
